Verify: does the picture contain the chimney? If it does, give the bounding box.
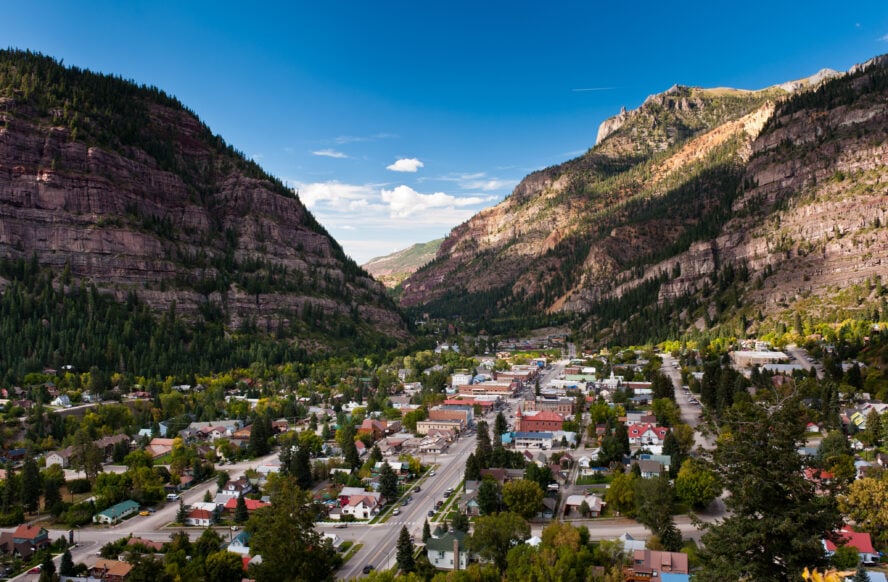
[453,537,460,570]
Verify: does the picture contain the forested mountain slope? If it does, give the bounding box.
[400,57,888,344]
[0,50,408,379]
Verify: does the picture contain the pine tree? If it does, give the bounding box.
[37,551,56,582]
[59,548,74,576]
[21,454,41,514]
[464,453,481,482]
[396,526,415,572]
[852,563,871,582]
[379,462,398,502]
[176,498,187,524]
[494,412,508,437]
[234,494,248,524]
[422,519,431,543]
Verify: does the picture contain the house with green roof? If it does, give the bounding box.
[426,530,470,571]
[93,499,140,524]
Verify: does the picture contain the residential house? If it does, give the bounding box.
[563,494,605,517]
[624,550,690,582]
[94,434,131,462]
[358,418,388,440]
[426,530,469,571]
[627,424,670,447]
[45,448,73,468]
[223,497,270,514]
[341,493,383,519]
[146,437,176,458]
[512,431,554,449]
[636,460,664,479]
[50,394,72,407]
[823,526,879,564]
[185,508,215,527]
[0,524,50,558]
[94,500,140,524]
[127,537,164,552]
[219,477,252,498]
[89,559,134,581]
[227,531,252,556]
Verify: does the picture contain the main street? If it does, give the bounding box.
[332,430,477,581]
[660,354,714,451]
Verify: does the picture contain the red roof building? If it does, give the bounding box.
[824,526,878,564]
[515,410,564,433]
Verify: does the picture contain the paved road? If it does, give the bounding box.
[332,431,477,581]
[786,344,823,379]
[660,354,714,451]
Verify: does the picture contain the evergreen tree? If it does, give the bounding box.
[43,478,62,511]
[475,420,492,466]
[464,453,482,482]
[661,431,682,478]
[293,446,312,490]
[203,489,212,503]
[59,548,74,576]
[697,398,841,581]
[37,551,56,582]
[234,494,248,524]
[21,454,41,513]
[422,519,431,543]
[451,511,469,533]
[614,422,630,457]
[494,412,508,437]
[396,526,415,573]
[369,445,383,464]
[379,461,398,502]
[176,498,187,523]
[339,425,360,471]
[477,478,500,515]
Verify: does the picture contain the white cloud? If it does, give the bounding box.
[387,158,424,173]
[294,181,374,209]
[312,149,349,159]
[880,33,888,41]
[381,185,493,218]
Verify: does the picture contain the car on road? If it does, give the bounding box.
[139,510,150,516]
[429,471,436,476]
[428,509,435,517]
[414,486,421,492]
[334,523,347,528]
[392,508,401,515]
[362,565,375,574]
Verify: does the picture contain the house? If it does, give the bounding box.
[185,508,215,527]
[341,493,383,519]
[51,394,72,407]
[89,558,134,581]
[563,494,605,517]
[93,500,140,524]
[219,477,252,498]
[627,424,669,446]
[0,524,51,558]
[426,530,469,571]
[128,537,164,552]
[624,550,689,582]
[636,459,664,479]
[46,447,73,468]
[823,526,879,564]
[223,497,270,513]
[146,437,176,458]
[227,531,252,556]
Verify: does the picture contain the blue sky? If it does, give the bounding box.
[5,2,888,263]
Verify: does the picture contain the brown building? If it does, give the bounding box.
[515,410,564,433]
[624,550,689,582]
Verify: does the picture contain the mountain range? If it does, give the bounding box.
[395,56,888,345]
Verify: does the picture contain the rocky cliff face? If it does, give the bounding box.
[401,55,888,343]
[0,52,408,347]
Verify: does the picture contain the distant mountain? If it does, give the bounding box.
[401,56,888,345]
[0,50,408,366]
[363,239,443,288]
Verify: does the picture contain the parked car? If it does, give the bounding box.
[428,510,435,517]
[392,508,401,515]
[429,471,436,476]
[334,523,347,528]
[362,565,375,574]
